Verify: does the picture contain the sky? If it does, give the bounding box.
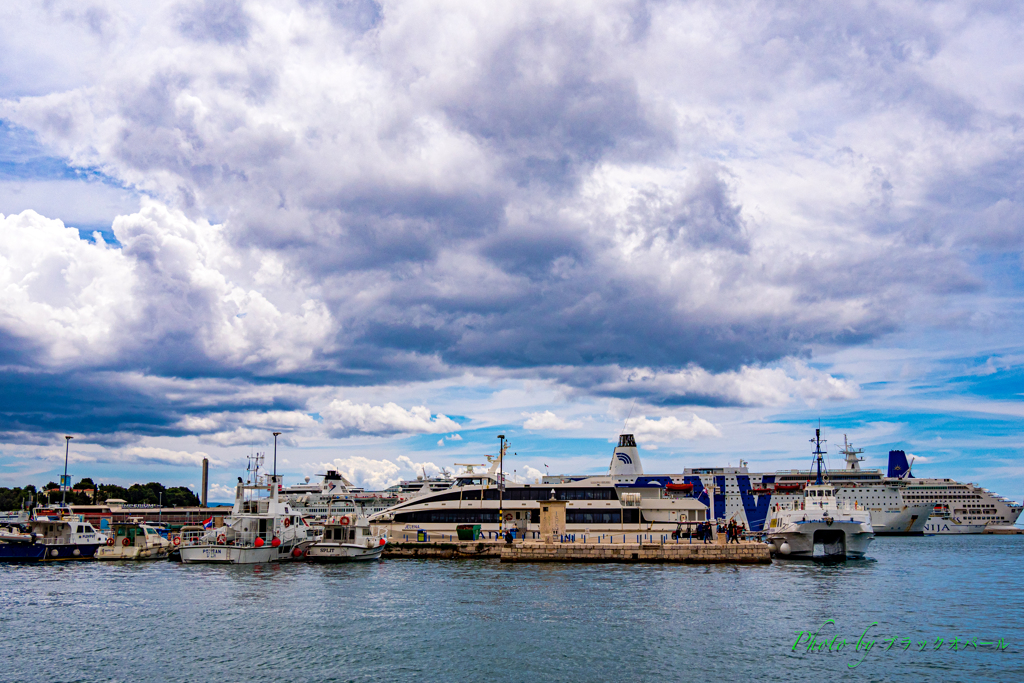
[1,1,1023,505]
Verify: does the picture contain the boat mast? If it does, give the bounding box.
[810,428,827,485]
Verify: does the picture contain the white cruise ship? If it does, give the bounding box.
[370,435,709,539]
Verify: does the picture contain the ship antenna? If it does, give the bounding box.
[621,398,637,435]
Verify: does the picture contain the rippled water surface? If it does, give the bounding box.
[1,536,1022,682]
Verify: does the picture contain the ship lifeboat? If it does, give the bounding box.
[750,487,774,494]
[665,483,693,492]
[773,483,805,491]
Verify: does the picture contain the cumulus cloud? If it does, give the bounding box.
[628,415,722,443]
[0,0,1020,445]
[522,411,584,431]
[316,454,442,490]
[321,400,459,438]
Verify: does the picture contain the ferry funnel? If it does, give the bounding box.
[609,434,643,476]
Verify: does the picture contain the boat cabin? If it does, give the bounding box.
[29,516,102,546]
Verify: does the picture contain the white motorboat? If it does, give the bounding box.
[180,471,316,565]
[96,521,172,560]
[923,504,988,535]
[766,429,874,560]
[306,512,387,563]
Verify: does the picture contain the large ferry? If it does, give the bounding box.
[662,438,934,535]
[370,434,709,539]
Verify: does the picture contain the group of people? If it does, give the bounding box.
[725,519,746,543]
[671,520,748,543]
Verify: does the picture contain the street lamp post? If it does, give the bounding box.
[497,434,505,534]
[272,432,281,484]
[61,435,73,508]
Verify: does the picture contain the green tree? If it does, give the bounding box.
[73,477,95,489]
[126,484,158,505]
[165,486,200,507]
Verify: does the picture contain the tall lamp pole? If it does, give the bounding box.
[497,434,505,534]
[62,435,73,507]
[272,432,281,482]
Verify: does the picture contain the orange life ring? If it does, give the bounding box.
[106,537,114,547]
[172,536,180,546]
[339,516,350,526]
[504,513,514,521]
[283,518,291,528]
[217,534,226,545]
[121,537,130,546]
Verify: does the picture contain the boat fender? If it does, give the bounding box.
[106,537,114,547]
[292,547,302,558]
[217,534,226,545]
[339,516,350,526]
[779,542,791,555]
[271,537,281,548]
[121,537,131,546]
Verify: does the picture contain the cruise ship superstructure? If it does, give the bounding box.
[370,435,709,538]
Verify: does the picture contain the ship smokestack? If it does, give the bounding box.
[201,457,209,507]
[609,434,643,476]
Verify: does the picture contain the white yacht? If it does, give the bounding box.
[765,430,874,560]
[180,474,316,564]
[370,435,709,539]
[306,510,387,562]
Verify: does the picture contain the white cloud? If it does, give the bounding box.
[522,410,583,431]
[321,399,459,438]
[315,454,443,490]
[629,415,722,444]
[119,446,227,468]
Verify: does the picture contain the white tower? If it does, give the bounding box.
[609,434,644,476]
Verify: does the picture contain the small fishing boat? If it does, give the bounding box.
[96,522,172,560]
[306,513,387,563]
[0,526,46,562]
[10,515,106,561]
[180,468,316,565]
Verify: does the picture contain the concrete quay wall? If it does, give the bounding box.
[501,541,771,564]
[383,541,504,559]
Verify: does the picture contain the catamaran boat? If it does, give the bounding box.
[96,522,172,560]
[765,430,874,560]
[179,474,316,565]
[370,434,710,539]
[306,511,387,563]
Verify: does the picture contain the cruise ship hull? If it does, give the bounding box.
[922,517,988,535]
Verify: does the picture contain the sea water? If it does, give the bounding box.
[0,535,1021,682]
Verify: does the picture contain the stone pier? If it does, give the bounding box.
[500,541,771,564]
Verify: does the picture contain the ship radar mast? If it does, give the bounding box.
[810,429,827,485]
[839,435,864,472]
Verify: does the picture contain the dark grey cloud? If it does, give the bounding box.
[2,0,1024,439]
